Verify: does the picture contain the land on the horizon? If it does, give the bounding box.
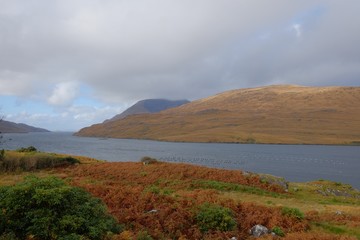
[0,120,50,133]
[76,85,360,145]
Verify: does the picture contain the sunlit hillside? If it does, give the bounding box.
[76,85,360,145]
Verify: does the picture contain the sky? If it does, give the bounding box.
[0,0,359,131]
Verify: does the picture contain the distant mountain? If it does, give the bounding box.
[75,85,360,145]
[0,120,50,133]
[104,99,190,122]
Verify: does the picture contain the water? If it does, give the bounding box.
[2,132,360,188]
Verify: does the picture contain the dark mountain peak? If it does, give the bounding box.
[105,99,190,122]
[140,99,190,113]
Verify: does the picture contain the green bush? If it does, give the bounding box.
[16,146,37,152]
[0,149,4,161]
[0,176,122,239]
[0,232,17,240]
[140,156,158,165]
[272,226,285,237]
[193,180,282,198]
[281,207,304,220]
[196,203,237,233]
[136,230,153,240]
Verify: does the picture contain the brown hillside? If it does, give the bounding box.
[0,120,49,133]
[75,85,360,144]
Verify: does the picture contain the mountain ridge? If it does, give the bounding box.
[76,85,360,145]
[0,120,50,133]
[104,98,190,123]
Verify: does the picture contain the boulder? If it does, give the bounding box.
[249,224,269,237]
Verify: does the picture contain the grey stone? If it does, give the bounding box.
[146,209,158,214]
[250,224,269,237]
[335,210,343,215]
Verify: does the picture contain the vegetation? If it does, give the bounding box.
[136,230,153,240]
[192,179,284,198]
[76,85,360,145]
[16,146,37,152]
[140,156,158,165]
[281,207,305,220]
[0,153,359,239]
[196,203,237,232]
[0,176,121,239]
[272,226,285,237]
[0,150,80,172]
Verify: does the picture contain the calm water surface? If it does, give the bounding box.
[3,132,360,188]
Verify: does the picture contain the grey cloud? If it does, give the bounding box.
[0,0,359,106]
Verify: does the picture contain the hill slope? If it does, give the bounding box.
[0,120,49,133]
[2,154,359,239]
[76,85,360,145]
[104,99,190,122]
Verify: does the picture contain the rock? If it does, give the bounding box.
[146,209,158,214]
[335,210,343,215]
[316,188,354,198]
[249,224,269,237]
[259,174,289,191]
[229,237,237,240]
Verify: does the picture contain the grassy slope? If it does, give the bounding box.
[1,153,359,239]
[76,85,360,145]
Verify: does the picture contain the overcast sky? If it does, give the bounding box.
[1,0,359,131]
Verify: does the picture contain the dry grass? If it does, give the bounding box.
[0,151,98,186]
[1,156,359,239]
[54,160,359,239]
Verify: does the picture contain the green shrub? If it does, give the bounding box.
[272,226,285,237]
[0,149,4,161]
[16,146,37,152]
[62,156,80,165]
[0,176,122,239]
[313,222,347,235]
[0,232,17,240]
[281,207,304,220]
[140,156,158,165]
[192,180,283,198]
[136,230,153,240]
[196,203,237,233]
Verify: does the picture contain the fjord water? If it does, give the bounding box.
[3,132,360,189]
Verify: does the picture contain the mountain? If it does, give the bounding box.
[0,120,50,133]
[104,99,190,122]
[75,85,360,145]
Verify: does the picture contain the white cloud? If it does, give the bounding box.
[292,24,302,37]
[6,105,123,131]
[47,82,79,107]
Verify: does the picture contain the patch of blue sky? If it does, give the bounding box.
[0,95,53,115]
[73,97,103,108]
[73,84,104,107]
[291,4,326,28]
